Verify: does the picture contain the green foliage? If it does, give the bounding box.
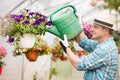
[50,67,58,79]
[113,31,120,49]
[33,36,50,55]
[6,9,49,37]
[104,0,120,13]
[0,60,5,67]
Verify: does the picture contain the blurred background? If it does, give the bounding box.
[0,0,120,80]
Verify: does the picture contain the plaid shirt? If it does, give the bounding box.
[77,37,118,80]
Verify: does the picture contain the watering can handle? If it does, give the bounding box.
[50,5,77,21]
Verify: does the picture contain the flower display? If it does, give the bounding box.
[51,38,76,62]
[32,36,50,55]
[12,36,50,61]
[13,36,50,56]
[0,46,7,67]
[51,38,67,62]
[3,9,52,47]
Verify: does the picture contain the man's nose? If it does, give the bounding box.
[90,27,93,31]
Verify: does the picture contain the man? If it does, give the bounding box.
[60,10,118,80]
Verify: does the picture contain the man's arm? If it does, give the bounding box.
[66,47,79,68]
[59,35,80,68]
[76,31,98,52]
[60,35,108,70]
[75,31,86,43]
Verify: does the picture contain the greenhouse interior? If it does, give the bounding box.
[0,0,120,80]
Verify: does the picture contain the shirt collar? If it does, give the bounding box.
[96,37,113,47]
[101,37,113,43]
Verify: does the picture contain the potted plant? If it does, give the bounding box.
[0,46,7,74]
[13,36,50,61]
[4,9,52,48]
[25,36,50,61]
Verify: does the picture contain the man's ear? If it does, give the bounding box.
[104,28,110,34]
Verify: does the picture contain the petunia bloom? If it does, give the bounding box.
[8,37,14,43]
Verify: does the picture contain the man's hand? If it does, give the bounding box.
[59,34,69,53]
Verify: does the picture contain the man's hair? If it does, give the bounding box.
[101,25,113,34]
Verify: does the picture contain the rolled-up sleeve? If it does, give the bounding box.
[79,37,98,52]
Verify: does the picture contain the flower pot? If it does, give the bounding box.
[18,34,35,48]
[0,67,2,75]
[60,55,67,61]
[26,50,39,61]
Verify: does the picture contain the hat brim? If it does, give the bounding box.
[94,22,117,31]
[94,19,117,31]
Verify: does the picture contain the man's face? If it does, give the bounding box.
[90,23,107,40]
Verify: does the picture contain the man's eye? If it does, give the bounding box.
[94,25,99,28]
[94,26,97,28]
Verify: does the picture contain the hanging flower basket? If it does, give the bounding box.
[24,36,50,61]
[1,9,52,57]
[2,9,52,56]
[26,50,39,61]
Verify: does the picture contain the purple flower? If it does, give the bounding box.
[32,18,45,26]
[36,12,42,16]
[19,14,24,19]
[26,16,30,19]
[44,16,48,18]
[10,14,16,18]
[10,14,23,22]
[8,37,14,43]
[46,21,52,26]
[29,12,35,16]
[23,20,30,25]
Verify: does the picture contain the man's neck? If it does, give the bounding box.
[98,35,111,43]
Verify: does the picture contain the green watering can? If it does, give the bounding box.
[46,5,82,40]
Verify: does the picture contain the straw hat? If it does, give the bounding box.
[94,10,117,30]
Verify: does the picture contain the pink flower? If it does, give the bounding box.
[82,23,92,38]
[0,46,7,57]
[83,24,91,33]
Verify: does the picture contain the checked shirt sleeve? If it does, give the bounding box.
[79,37,98,52]
[77,46,110,71]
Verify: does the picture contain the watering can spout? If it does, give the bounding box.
[46,26,62,39]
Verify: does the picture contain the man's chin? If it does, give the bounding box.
[91,36,98,40]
